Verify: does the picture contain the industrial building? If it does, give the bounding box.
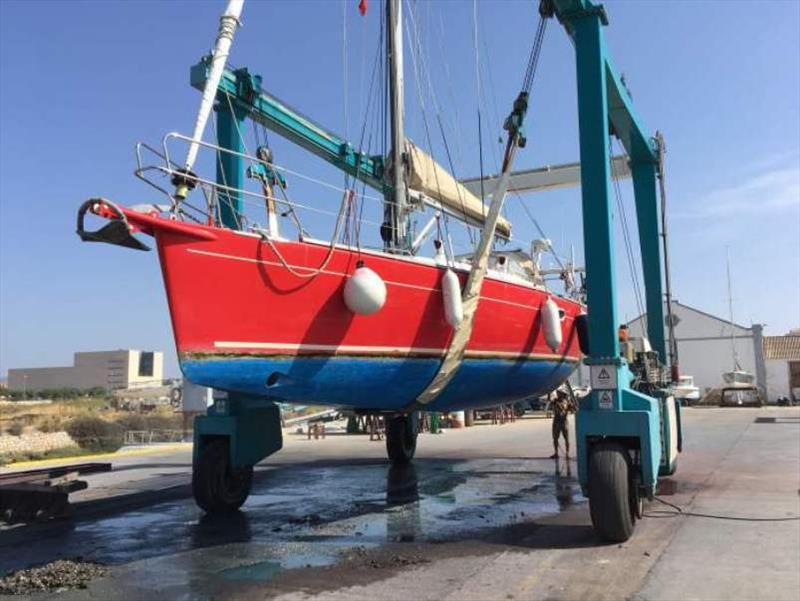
[763,334,800,403]
[628,301,798,402]
[7,350,164,393]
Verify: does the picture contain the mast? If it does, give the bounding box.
[385,0,408,251]
[726,248,740,370]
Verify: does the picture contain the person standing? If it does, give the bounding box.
[550,388,572,459]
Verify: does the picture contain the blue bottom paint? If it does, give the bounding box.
[181,355,576,411]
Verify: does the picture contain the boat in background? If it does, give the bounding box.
[719,250,755,389]
[673,375,700,404]
[721,370,755,386]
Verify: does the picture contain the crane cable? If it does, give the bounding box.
[475,2,566,276]
[611,137,647,335]
[405,0,471,253]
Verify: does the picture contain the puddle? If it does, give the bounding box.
[220,560,282,582]
[0,456,584,590]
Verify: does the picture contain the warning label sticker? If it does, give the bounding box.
[590,365,617,389]
[598,390,614,409]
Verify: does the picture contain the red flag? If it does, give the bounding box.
[358,0,368,16]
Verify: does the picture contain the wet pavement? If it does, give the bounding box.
[1,409,798,600]
[0,454,582,581]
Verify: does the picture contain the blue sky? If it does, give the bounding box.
[1,0,798,378]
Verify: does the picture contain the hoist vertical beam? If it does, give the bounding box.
[573,11,620,369]
[631,161,667,359]
[547,1,679,537]
[216,100,247,229]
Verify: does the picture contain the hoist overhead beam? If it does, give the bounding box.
[190,59,386,193]
[604,56,657,164]
[459,155,630,197]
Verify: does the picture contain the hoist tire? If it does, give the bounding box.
[588,441,635,543]
[192,438,253,514]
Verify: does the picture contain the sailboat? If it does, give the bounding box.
[77,0,583,417]
[721,251,754,386]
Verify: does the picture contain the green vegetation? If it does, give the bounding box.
[36,414,64,433]
[114,413,182,432]
[0,395,185,465]
[66,416,124,453]
[6,421,24,436]
[5,387,108,401]
[0,445,92,467]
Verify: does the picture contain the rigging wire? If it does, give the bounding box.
[480,33,505,174]
[342,0,349,158]
[409,3,474,248]
[257,188,351,280]
[405,0,473,257]
[611,137,647,334]
[407,0,476,248]
[436,10,465,167]
[213,94,383,246]
[477,3,567,279]
[472,0,486,225]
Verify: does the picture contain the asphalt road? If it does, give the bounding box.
[1,407,798,600]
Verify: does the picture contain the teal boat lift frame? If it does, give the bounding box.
[552,0,680,517]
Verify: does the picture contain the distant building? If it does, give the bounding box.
[7,350,164,393]
[763,336,800,403]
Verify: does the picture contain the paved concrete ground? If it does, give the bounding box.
[0,408,798,600]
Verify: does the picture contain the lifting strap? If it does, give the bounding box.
[410,7,550,409]
[412,155,518,408]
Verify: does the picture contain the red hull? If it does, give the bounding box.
[120,208,582,408]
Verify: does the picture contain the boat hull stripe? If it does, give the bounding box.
[211,340,578,362]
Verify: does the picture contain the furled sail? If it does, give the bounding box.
[405,141,512,238]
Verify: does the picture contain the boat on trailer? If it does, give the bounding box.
[78,0,585,512]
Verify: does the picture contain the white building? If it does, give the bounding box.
[763,336,800,403]
[7,350,164,393]
[628,300,766,396]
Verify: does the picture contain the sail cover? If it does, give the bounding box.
[406,142,512,238]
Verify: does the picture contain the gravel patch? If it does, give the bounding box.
[0,559,106,595]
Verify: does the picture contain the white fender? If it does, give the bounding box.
[542,297,563,352]
[344,265,386,316]
[442,268,463,328]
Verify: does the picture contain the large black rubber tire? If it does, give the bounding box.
[588,442,635,543]
[192,438,253,514]
[386,413,417,465]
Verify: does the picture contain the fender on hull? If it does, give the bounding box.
[181,354,578,412]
